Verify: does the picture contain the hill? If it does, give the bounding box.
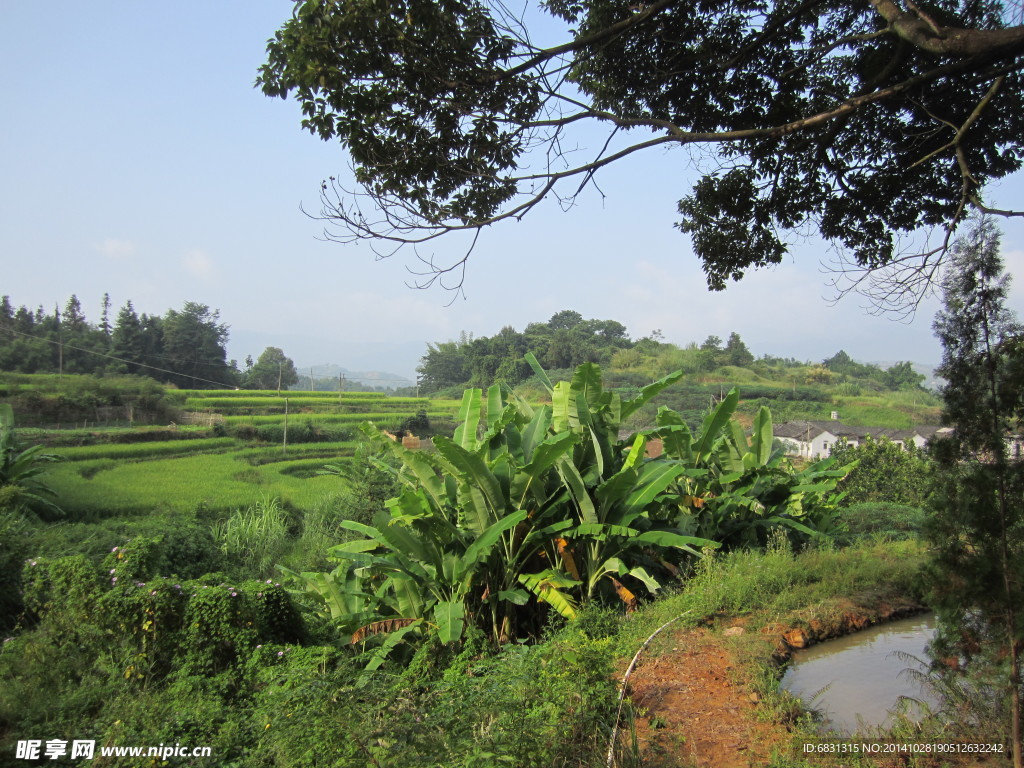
[304,364,414,390]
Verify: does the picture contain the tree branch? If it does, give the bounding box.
[866,0,1024,56]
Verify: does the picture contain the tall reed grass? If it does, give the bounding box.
[212,495,291,577]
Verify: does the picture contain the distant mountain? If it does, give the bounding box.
[303,363,415,390]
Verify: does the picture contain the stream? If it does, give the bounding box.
[779,613,939,734]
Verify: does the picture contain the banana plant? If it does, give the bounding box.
[528,358,719,604]
[296,386,586,651]
[0,403,64,519]
[292,362,849,662]
[643,389,853,547]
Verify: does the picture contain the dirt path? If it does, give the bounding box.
[624,599,932,768]
[628,628,790,768]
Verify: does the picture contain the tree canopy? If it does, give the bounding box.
[258,0,1024,304]
[927,219,1024,766]
[246,347,300,390]
[0,295,248,389]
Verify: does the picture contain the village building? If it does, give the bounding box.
[772,419,951,460]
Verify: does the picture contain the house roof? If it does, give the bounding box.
[774,421,952,443]
[773,420,863,440]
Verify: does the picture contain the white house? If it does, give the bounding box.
[772,420,952,459]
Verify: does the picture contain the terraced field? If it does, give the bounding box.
[38,388,463,518]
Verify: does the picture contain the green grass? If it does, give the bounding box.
[55,437,240,461]
[9,378,456,523]
[615,537,928,652]
[176,388,390,399]
[45,451,350,517]
[211,495,291,578]
[185,396,422,410]
[16,425,215,446]
[828,395,941,427]
[240,441,356,463]
[220,411,455,425]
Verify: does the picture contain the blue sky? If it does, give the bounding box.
[3,2,1022,379]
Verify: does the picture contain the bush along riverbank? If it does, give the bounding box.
[616,534,1021,768]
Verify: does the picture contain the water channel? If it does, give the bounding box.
[780,613,939,734]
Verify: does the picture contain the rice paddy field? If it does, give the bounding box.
[8,376,939,520]
[21,385,464,519]
[46,449,355,517]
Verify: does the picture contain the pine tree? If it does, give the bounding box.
[100,293,112,341]
[928,218,1024,767]
[111,301,144,374]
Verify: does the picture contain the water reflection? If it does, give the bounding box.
[779,613,938,734]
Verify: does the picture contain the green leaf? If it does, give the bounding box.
[289,570,351,620]
[751,406,773,465]
[595,556,628,579]
[433,436,505,531]
[623,461,686,514]
[655,406,686,428]
[595,466,639,506]
[632,530,720,551]
[572,522,637,539]
[368,428,445,508]
[520,406,552,463]
[486,384,504,431]
[551,381,573,433]
[512,430,577,507]
[791,481,838,494]
[329,538,381,555]
[433,600,466,643]
[461,510,528,572]
[497,588,529,605]
[556,456,597,524]
[524,352,553,393]
[620,369,684,419]
[360,620,423,676]
[693,388,739,463]
[627,565,663,593]
[570,363,603,406]
[454,388,482,450]
[518,570,579,619]
[623,433,646,470]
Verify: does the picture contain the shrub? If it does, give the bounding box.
[21,554,104,625]
[0,511,28,631]
[829,436,933,507]
[0,566,305,757]
[211,496,292,579]
[16,556,304,688]
[102,524,221,582]
[838,502,927,542]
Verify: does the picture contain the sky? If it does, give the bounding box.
[2,2,1023,381]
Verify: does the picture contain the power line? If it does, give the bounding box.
[1,327,418,391]
[0,327,239,389]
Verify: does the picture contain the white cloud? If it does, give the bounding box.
[183,249,216,280]
[96,238,137,260]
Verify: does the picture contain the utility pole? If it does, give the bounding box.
[282,397,289,454]
[56,304,63,379]
[277,362,282,394]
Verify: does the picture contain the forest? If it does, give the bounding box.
[415,310,927,396]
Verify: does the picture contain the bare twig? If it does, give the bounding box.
[606,610,692,768]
